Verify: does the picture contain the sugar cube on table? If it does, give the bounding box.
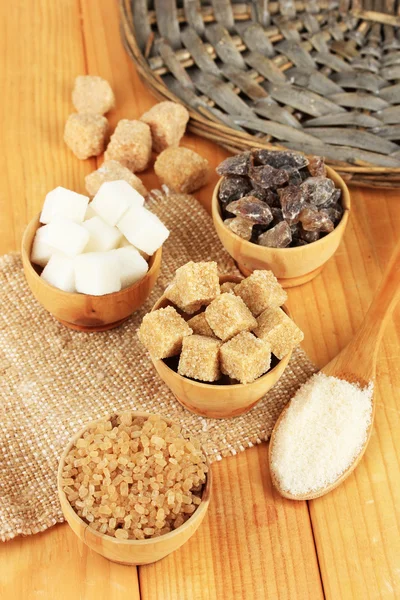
[138,306,193,360]
[40,254,75,293]
[85,160,148,197]
[187,312,216,337]
[40,217,90,256]
[30,226,56,267]
[117,206,169,256]
[164,281,203,315]
[112,246,148,288]
[83,216,122,252]
[178,335,222,382]
[220,332,271,384]
[234,270,287,316]
[40,187,89,224]
[72,75,115,115]
[205,293,257,342]
[64,113,108,160]
[254,307,304,359]
[140,101,189,152]
[175,261,220,308]
[105,119,152,172]
[91,180,144,226]
[74,252,121,296]
[154,147,209,193]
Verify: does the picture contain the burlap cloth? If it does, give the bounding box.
[0,190,316,541]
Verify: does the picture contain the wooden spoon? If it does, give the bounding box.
[269,241,400,501]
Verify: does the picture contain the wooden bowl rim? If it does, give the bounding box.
[57,410,212,546]
[21,213,162,299]
[211,165,351,253]
[151,274,293,391]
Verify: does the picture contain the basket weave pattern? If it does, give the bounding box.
[121,0,400,187]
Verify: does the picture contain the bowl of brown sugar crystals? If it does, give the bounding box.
[58,412,211,565]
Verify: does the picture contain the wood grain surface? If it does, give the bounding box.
[0,1,399,599]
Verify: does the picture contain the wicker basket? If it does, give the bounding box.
[120,0,400,187]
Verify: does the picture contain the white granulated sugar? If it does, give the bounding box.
[271,373,373,495]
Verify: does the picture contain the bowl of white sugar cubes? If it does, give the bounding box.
[22,180,169,331]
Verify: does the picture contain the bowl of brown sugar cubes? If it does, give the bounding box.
[212,149,351,288]
[138,261,303,419]
[58,411,211,565]
[22,180,168,331]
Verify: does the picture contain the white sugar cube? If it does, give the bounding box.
[40,186,89,224]
[91,180,145,226]
[117,206,169,255]
[41,254,76,292]
[118,237,150,260]
[40,216,90,256]
[83,216,122,252]
[112,246,148,288]
[30,226,56,267]
[75,252,121,296]
[85,203,97,220]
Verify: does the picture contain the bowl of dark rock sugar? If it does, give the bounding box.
[212,149,350,288]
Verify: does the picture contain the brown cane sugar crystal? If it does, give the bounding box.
[64,113,108,160]
[220,281,236,294]
[85,160,147,197]
[224,217,253,241]
[61,413,208,540]
[175,261,220,308]
[254,307,304,359]
[220,332,271,384]
[72,75,115,115]
[178,335,222,382]
[138,306,192,360]
[187,312,216,338]
[105,119,152,172]
[140,101,189,152]
[154,147,209,193]
[234,270,287,317]
[205,293,257,342]
[164,281,203,315]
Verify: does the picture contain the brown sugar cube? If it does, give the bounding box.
[234,270,287,317]
[138,306,193,360]
[72,75,115,115]
[220,281,236,294]
[178,335,222,382]
[85,160,147,197]
[154,147,209,193]
[187,312,216,338]
[220,332,271,384]
[164,281,203,315]
[105,119,152,172]
[140,101,189,153]
[175,261,220,308]
[205,293,257,342]
[64,113,108,160]
[254,307,304,359]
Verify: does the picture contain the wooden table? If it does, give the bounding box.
[0,2,399,598]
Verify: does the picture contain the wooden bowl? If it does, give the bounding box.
[57,411,212,565]
[21,214,162,331]
[150,275,292,419]
[212,166,350,288]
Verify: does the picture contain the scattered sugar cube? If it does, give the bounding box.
[85,160,148,197]
[140,101,189,152]
[40,217,90,256]
[117,205,169,256]
[40,187,89,224]
[105,119,152,172]
[83,216,122,252]
[72,75,115,115]
[138,306,193,360]
[254,307,304,359]
[205,293,257,341]
[154,147,209,193]
[175,261,220,307]
[178,335,221,382]
[74,252,121,296]
[91,180,144,227]
[64,113,108,160]
[234,270,287,316]
[187,312,216,337]
[30,226,56,267]
[164,282,203,315]
[220,332,271,384]
[112,246,148,288]
[41,254,76,293]
[85,203,97,220]
[220,281,236,294]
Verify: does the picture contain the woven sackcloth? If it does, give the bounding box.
[0,190,316,541]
